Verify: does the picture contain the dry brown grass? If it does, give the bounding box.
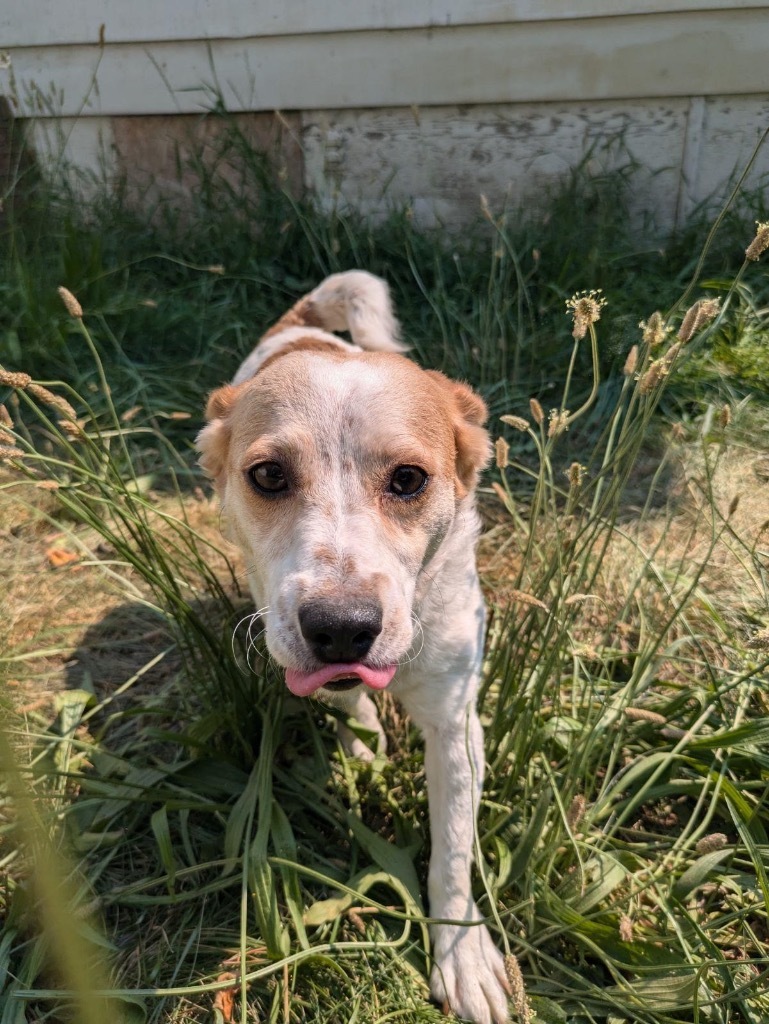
[0,472,242,716]
[477,427,769,687]
[1,474,124,708]
[595,437,769,652]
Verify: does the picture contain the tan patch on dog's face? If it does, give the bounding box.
[196,350,489,669]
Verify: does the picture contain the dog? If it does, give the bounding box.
[196,271,511,1024]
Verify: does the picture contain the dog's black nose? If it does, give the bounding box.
[298,600,383,663]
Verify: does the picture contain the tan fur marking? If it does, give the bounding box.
[257,338,348,374]
[313,544,337,566]
[262,296,325,340]
[310,545,360,578]
[198,383,252,493]
[197,419,231,493]
[205,383,244,421]
[339,553,358,578]
[424,371,491,498]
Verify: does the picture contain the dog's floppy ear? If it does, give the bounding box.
[196,384,243,495]
[426,371,491,497]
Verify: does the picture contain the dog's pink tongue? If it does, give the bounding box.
[285,663,397,697]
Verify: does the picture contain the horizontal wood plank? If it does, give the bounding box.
[1,1,765,49]
[2,11,768,118]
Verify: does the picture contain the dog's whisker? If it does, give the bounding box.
[232,608,266,637]
[230,614,257,674]
[233,564,263,584]
[397,613,426,666]
[246,627,268,666]
[231,607,272,673]
[229,558,269,585]
[245,616,269,663]
[418,567,447,617]
[229,633,251,676]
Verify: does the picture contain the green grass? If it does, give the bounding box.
[1,118,769,1024]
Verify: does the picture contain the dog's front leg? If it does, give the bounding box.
[336,690,387,761]
[416,706,510,1024]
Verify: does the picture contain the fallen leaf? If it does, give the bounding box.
[18,697,50,714]
[213,973,238,1023]
[46,547,80,569]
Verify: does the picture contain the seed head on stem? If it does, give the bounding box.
[503,953,531,1024]
[57,286,83,319]
[500,414,529,432]
[565,289,606,340]
[548,409,569,437]
[639,311,669,347]
[0,445,24,460]
[638,343,681,395]
[746,627,769,651]
[495,436,510,469]
[623,345,638,376]
[638,360,664,395]
[529,398,544,425]
[567,462,584,490]
[27,383,78,424]
[746,221,769,262]
[0,369,31,389]
[566,793,585,830]
[677,298,720,343]
[695,833,728,854]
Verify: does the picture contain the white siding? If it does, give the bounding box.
[3,1,766,47]
[2,1,768,233]
[3,8,769,117]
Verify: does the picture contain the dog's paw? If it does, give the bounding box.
[430,921,510,1024]
[336,692,388,762]
[337,725,379,762]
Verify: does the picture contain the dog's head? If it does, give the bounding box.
[197,349,490,696]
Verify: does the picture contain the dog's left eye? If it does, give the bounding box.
[248,461,288,494]
[388,465,428,497]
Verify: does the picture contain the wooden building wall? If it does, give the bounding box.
[1,2,767,231]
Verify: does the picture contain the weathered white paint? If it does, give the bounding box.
[2,1,764,48]
[2,11,769,119]
[693,96,769,203]
[33,95,765,234]
[28,116,116,185]
[677,96,706,226]
[303,101,691,230]
[401,94,769,231]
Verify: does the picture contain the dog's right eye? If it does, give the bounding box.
[388,465,428,498]
[248,461,288,495]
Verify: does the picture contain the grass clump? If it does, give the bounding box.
[1,121,769,1024]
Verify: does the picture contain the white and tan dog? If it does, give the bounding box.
[197,271,511,1024]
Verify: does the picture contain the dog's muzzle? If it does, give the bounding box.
[284,598,396,697]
